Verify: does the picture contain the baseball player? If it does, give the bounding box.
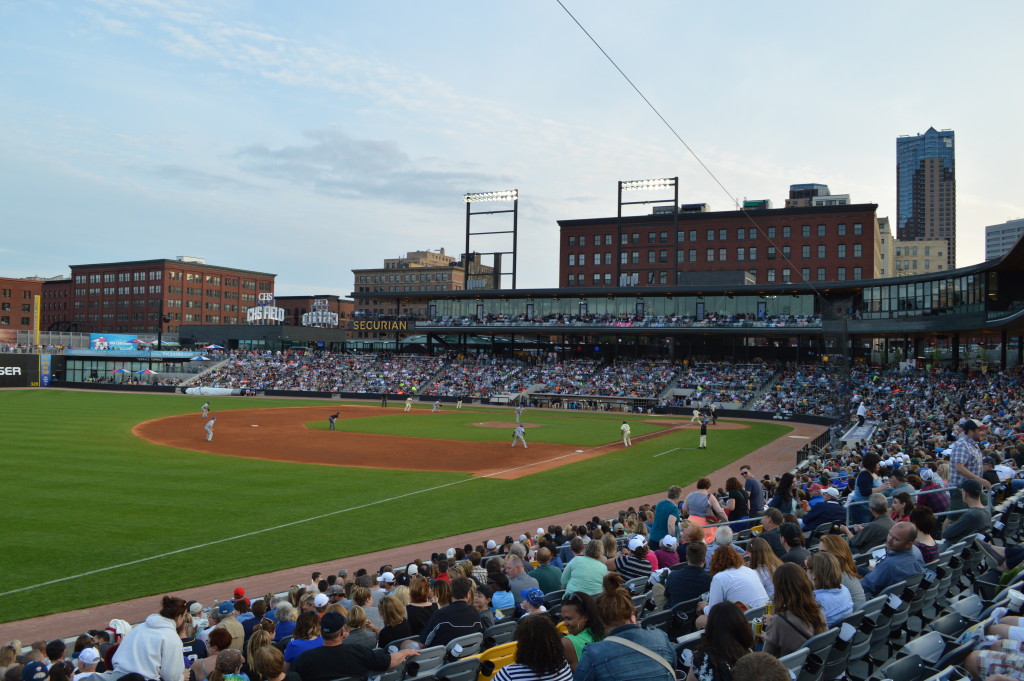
[456,394,464,409]
[431,399,441,414]
[699,419,708,449]
[515,402,524,421]
[690,408,701,424]
[205,417,216,442]
[201,401,210,418]
[620,420,632,447]
[511,423,528,448]
[404,396,413,412]
[328,413,339,430]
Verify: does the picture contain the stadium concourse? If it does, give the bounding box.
[0,419,819,643]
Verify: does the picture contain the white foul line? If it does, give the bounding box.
[0,421,687,598]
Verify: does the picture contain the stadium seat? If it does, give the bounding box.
[445,632,484,659]
[794,627,837,681]
[874,652,922,681]
[778,647,810,678]
[431,657,481,681]
[404,645,446,679]
[821,611,862,681]
[482,620,517,647]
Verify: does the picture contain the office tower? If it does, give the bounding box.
[985,218,1024,260]
[897,127,956,269]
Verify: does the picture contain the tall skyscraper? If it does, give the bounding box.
[897,127,956,269]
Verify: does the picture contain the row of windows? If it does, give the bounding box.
[357,272,451,284]
[567,243,866,267]
[568,223,865,247]
[566,266,864,286]
[0,303,31,312]
[0,289,35,299]
[0,316,31,326]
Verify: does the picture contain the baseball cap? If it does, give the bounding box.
[919,468,935,482]
[807,483,823,494]
[78,648,102,666]
[660,535,678,549]
[313,593,329,608]
[821,487,840,498]
[963,419,990,432]
[518,534,527,542]
[107,619,131,636]
[779,523,802,545]
[520,588,545,607]
[536,528,545,535]
[377,571,395,584]
[218,601,235,616]
[485,540,496,550]
[627,536,646,551]
[982,456,995,465]
[320,611,347,635]
[959,478,983,497]
[445,548,456,559]
[327,584,344,595]
[475,584,493,599]
[22,662,48,681]
[233,587,245,599]
[189,602,203,615]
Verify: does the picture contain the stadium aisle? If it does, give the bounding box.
[0,419,825,642]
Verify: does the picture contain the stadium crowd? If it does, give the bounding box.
[6,361,1024,681]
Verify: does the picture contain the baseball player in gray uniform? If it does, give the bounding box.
[511,423,528,448]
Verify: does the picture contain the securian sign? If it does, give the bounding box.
[351,320,408,331]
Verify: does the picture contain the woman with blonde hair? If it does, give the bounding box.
[247,645,291,681]
[806,552,853,626]
[762,564,827,658]
[391,585,411,606]
[342,605,378,649]
[377,595,412,650]
[245,631,272,676]
[818,534,866,609]
[746,537,783,598]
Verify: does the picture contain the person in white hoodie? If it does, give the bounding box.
[111,596,187,681]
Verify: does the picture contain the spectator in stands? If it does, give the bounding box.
[291,612,416,681]
[681,479,728,540]
[50,660,75,681]
[418,577,483,647]
[470,584,498,628]
[841,493,894,554]
[747,537,782,598]
[731,651,790,681]
[778,523,810,566]
[531,547,562,595]
[487,573,513,611]
[206,649,244,681]
[46,641,66,667]
[889,491,914,523]
[861,522,925,599]
[282,612,322,670]
[247,644,294,681]
[73,649,101,681]
[653,536,680,569]
[503,555,539,594]
[687,602,754,681]
[724,477,750,528]
[574,574,675,681]
[111,596,187,681]
[696,546,769,629]
[561,539,608,596]
[215,602,245,651]
[404,577,436,638]
[767,473,800,517]
[649,485,682,546]
[271,603,297,644]
[758,508,786,558]
[665,542,711,609]
[799,486,846,530]
[493,615,571,681]
[340,606,376,649]
[762,563,827,658]
[847,453,888,525]
[560,591,604,672]
[191,627,232,681]
[806,552,853,626]
[941,478,992,544]
[817,535,866,610]
[908,506,941,563]
[915,467,950,515]
[949,419,993,510]
[740,465,764,515]
[377,596,412,650]
[614,536,654,580]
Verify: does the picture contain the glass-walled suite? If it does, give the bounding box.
[862,273,985,319]
[426,293,816,321]
[65,358,182,382]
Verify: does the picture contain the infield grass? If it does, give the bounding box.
[0,389,790,623]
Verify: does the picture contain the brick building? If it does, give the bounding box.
[557,203,881,288]
[0,276,44,343]
[41,277,72,330]
[65,257,275,335]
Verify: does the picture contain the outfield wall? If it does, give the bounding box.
[0,354,40,387]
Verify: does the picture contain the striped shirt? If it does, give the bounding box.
[493,661,573,681]
[615,554,652,580]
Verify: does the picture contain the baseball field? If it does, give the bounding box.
[0,389,791,623]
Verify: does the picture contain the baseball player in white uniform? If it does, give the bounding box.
[201,401,210,418]
[511,423,528,448]
[404,396,413,412]
[620,420,632,447]
[431,399,441,413]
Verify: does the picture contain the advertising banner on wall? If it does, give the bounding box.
[89,333,154,351]
[0,353,40,387]
[39,354,52,387]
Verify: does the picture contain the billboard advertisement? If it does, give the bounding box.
[0,354,40,387]
[89,333,154,351]
[39,354,52,387]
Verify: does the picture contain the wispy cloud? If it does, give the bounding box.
[146,164,263,191]
[235,128,510,205]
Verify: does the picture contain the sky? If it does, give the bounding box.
[2,1,1022,296]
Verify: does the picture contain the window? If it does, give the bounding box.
[660,232,668,243]
[593,274,601,284]
[604,252,612,265]
[568,236,576,247]
[782,246,791,258]
[767,246,776,260]
[719,228,727,241]
[737,228,745,240]
[801,267,810,282]
[567,274,575,286]
[689,230,697,242]
[648,232,656,244]
[593,253,601,266]
[659,250,668,263]
[802,245,811,258]
[782,268,791,283]
[688,249,697,262]
[853,223,863,235]
[568,254,576,267]
[620,253,628,265]
[736,248,745,261]
[706,248,715,262]
[706,229,715,241]
[802,225,811,237]
[767,226,776,238]
[631,252,640,264]
[719,248,727,262]
[853,267,863,280]
[817,224,826,237]
[676,231,685,243]
[853,243,863,258]
[837,244,847,258]
[647,272,656,284]
[648,251,656,264]
[605,234,612,245]
[838,223,847,236]
[782,226,791,238]
[817,244,826,259]
[621,233,628,244]
[749,247,757,261]
[748,228,757,240]
[631,233,640,244]
[766,269,776,282]
[604,273,612,284]
[816,268,826,281]
[837,267,847,281]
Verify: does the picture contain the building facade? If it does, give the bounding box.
[0,277,44,343]
[897,127,956,268]
[276,295,354,336]
[558,203,881,288]
[893,238,949,277]
[785,184,849,208]
[65,257,275,335]
[986,218,1024,261]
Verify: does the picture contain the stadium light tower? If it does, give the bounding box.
[464,189,519,290]
[616,177,679,285]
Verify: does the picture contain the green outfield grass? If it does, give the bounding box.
[0,389,790,623]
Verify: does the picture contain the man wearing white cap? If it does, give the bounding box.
[799,486,847,529]
[73,648,101,681]
[372,572,395,606]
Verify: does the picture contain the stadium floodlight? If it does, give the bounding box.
[620,178,676,191]
[465,189,518,203]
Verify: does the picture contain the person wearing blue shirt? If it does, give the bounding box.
[800,487,848,530]
[861,522,925,599]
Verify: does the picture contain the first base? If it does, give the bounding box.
[575,449,584,453]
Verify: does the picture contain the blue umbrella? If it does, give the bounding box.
[191,355,210,361]
[204,344,224,349]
